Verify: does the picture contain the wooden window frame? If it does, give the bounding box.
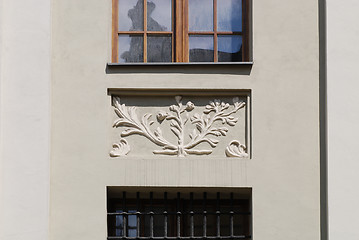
[112,0,250,63]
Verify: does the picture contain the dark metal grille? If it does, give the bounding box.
[107,191,251,240]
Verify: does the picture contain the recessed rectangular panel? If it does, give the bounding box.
[118,0,144,31]
[147,0,172,31]
[189,35,214,62]
[217,0,242,32]
[118,35,144,62]
[147,35,172,62]
[218,35,242,62]
[109,91,250,158]
[189,0,214,31]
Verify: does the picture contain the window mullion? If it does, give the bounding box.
[213,0,218,62]
[112,0,119,63]
[243,0,249,62]
[172,0,175,62]
[143,0,148,63]
[183,0,189,62]
[175,0,183,62]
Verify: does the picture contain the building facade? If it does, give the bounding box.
[0,0,358,239]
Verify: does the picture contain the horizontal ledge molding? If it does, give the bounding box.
[107,89,251,97]
[107,62,253,67]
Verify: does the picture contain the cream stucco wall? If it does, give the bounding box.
[50,0,321,239]
[0,0,51,240]
[327,1,359,239]
[2,0,359,239]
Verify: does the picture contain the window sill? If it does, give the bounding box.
[106,62,253,75]
[108,62,253,66]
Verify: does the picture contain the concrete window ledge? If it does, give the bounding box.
[106,62,253,75]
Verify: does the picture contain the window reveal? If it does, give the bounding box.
[112,0,250,63]
[107,191,252,239]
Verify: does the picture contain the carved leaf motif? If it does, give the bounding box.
[154,127,162,137]
[225,140,248,158]
[185,149,212,155]
[121,129,142,137]
[110,139,131,157]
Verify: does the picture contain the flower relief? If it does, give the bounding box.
[110,95,247,157]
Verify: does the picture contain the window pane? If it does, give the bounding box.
[189,0,213,31]
[218,35,242,62]
[220,207,231,236]
[189,35,214,62]
[217,0,242,32]
[147,0,172,31]
[118,0,144,31]
[153,214,165,237]
[147,35,172,62]
[206,212,217,236]
[118,35,144,62]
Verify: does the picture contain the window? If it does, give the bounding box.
[107,189,252,239]
[112,0,250,63]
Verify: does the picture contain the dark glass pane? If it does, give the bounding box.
[147,35,172,62]
[128,229,137,237]
[108,214,124,237]
[220,207,231,236]
[143,206,166,237]
[189,35,214,62]
[118,35,144,62]
[128,210,137,235]
[233,214,247,236]
[118,0,144,31]
[143,214,151,237]
[147,0,172,31]
[217,0,242,32]
[189,0,213,31]
[194,213,204,236]
[218,35,242,62]
[153,214,165,237]
[206,211,217,236]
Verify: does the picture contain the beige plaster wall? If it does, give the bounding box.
[327,1,359,239]
[50,0,321,239]
[0,0,51,239]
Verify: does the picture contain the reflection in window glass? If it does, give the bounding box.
[217,0,242,32]
[189,35,214,62]
[118,35,144,62]
[148,36,172,62]
[147,0,172,31]
[189,0,213,31]
[127,210,137,237]
[118,0,144,31]
[218,35,242,62]
[115,210,124,236]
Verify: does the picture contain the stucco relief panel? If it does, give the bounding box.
[109,92,251,158]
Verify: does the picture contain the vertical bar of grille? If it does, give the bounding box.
[190,192,194,237]
[230,192,234,237]
[177,192,181,237]
[203,192,207,237]
[136,192,140,237]
[164,192,168,238]
[216,192,220,237]
[150,192,154,238]
[123,192,127,237]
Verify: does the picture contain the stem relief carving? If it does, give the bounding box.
[110,96,248,157]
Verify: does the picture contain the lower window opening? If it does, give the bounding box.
[107,188,252,239]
